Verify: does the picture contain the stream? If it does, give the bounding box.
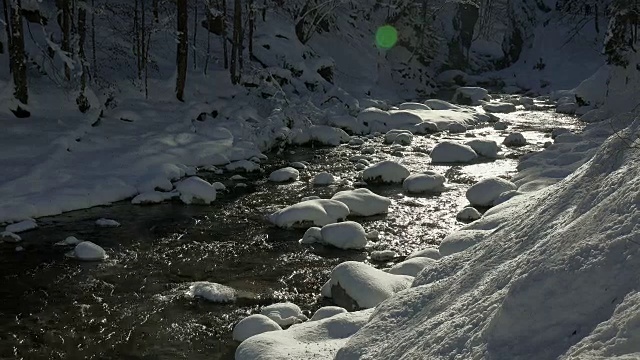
[0,100,582,360]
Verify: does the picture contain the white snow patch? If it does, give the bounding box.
[331,188,391,217]
[309,306,348,321]
[175,176,217,204]
[95,218,120,227]
[0,231,22,243]
[269,167,299,182]
[313,172,337,186]
[456,207,482,221]
[406,247,441,260]
[131,191,177,204]
[319,221,368,250]
[69,241,107,261]
[387,257,436,277]
[226,160,261,172]
[5,219,37,233]
[186,281,236,303]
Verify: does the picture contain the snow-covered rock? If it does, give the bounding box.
[439,229,489,256]
[95,218,120,227]
[308,125,351,146]
[269,199,350,228]
[131,191,177,204]
[290,162,307,170]
[362,160,410,183]
[232,314,282,342]
[5,219,37,233]
[465,139,500,158]
[446,123,467,133]
[493,122,509,130]
[371,250,397,261]
[70,241,107,261]
[323,261,413,309]
[466,177,517,207]
[456,207,482,221]
[320,221,368,249]
[556,96,578,114]
[384,130,413,144]
[212,182,226,191]
[260,302,308,327]
[483,102,517,113]
[402,172,446,193]
[398,102,431,111]
[186,281,236,303]
[313,172,337,186]
[175,176,217,204]
[394,133,413,145]
[503,132,527,147]
[269,167,299,182]
[226,160,261,172]
[331,189,391,216]
[423,99,460,110]
[406,247,441,260]
[412,121,439,134]
[0,231,21,243]
[387,257,436,277]
[430,141,478,163]
[299,226,323,245]
[452,87,490,105]
[55,236,82,246]
[309,306,348,321]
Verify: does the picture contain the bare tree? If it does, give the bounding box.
[8,0,28,114]
[230,0,242,84]
[294,0,340,44]
[58,0,72,81]
[222,0,228,69]
[176,0,188,101]
[77,0,89,112]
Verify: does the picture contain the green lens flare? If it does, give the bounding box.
[376,25,398,49]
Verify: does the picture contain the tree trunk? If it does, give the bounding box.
[176,0,188,101]
[9,0,28,111]
[222,0,228,69]
[152,0,158,22]
[2,0,12,59]
[248,0,254,60]
[91,0,96,80]
[230,0,241,84]
[134,0,141,79]
[204,0,211,74]
[61,0,71,80]
[76,0,89,112]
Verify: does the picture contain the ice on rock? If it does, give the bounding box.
[371,250,397,261]
[309,306,348,321]
[269,167,299,182]
[387,257,436,277]
[55,236,82,246]
[430,141,478,163]
[331,188,391,216]
[466,177,517,207]
[226,160,261,172]
[70,241,107,261]
[494,122,509,130]
[403,172,446,193]
[5,219,37,233]
[232,314,282,342]
[439,229,489,256]
[300,226,323,245]
[175,176,217,204]
[313,172,337,186]
[131,191,177,204]
[260,302,308,327]
[482,102,517,113]
[384,130,413,144]
[406,247,441,260]
[503,132,527,146]
[451,87,490,105]
[423,99,461,110]
[447,123,467,133]
[324,261,413,310]
[362,160,410,183]
[290,162,307,169]
[320,221,368,249]
[186,281,236,303]
[398,102,431,111]
[465,139,500,158]
[269,199,350,228]
[95,218,120,227]
[0,231,21,243]
[457,207,482,221]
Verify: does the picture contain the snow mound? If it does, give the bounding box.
[70,241,107,261]
[324,261,413,309]
[398,102,431,111]
[269,167,299,183]
[466,177,517,207]
[300,125,351,146]
[226,160,261,172]
[483,102,517,113]
[331,189,391,217]
[456,207,482,221]
[131,191,177,204]
[5,219,37,233]
[423,99,461,110]
[320,221,368,249]
[260,302,308,327]
[430,141,478,163]
[0,231,21,243]
[387,257,436,277]
[402,172,446,193]
[95,218,120,227]
[55,236,81,246]
[407,247,441,260]
[175,176,217,204]
[370,250,397,261]
[465,139,500,158]
[269,199,350,228]
[309,306,348,321]
[186,281,236,303]
[232,314,282,342]
[503,132,527,146]
[384,130,413,145]
[313,172,337,186]
[446,123,467,133]
[452,87,490,105]
[362,161,410,183]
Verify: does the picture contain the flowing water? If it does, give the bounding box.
[0,103,582,360]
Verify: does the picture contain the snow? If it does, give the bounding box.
[370,250,397,262]
[557,96,579,114]
[313,172,337,186]
[174,176,217,204]
[438,229,489,256]
[291,125,350,146]
[0,231,22,243]
[465,139,500,158]
[309,306,348,321]
[324,261,413,309]
[186,281,236,303]
[466,177,518,207]
[494,190,523,206]
[268,167,299,182]
[483,102,517,113]
[423,99,461,110]
[406,247,442,260]
[331,189,391,217]
[55,236,82,246]
[387,257,436,277]
[226,160,261,173]
[452,87,490,105]
[319,221,368,250]
[397,102,431,111]
[268,199,350,228]
[5,219,37,233]
[384,130,413,145]
[412,121,439,134]
[456,207,482,221]
[131,191,177,204]
[290,162,307,170]
[503,132,527,146]
[95,218,120,227]
[430,141,478,163]
[232,314,282,342]
[402,172,446,193]
[300,226,323,245]
[260,302,308,327]
[70,241,107,261]
[362,160,410,183]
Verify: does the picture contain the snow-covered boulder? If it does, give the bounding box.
[387,257,436,277]
[269,199,350,228]
[362,160,410,183]
[175,176,217,204]
[55,236,82,246]
[131,191,177,204]
[320,221,368,249]
[226,160,261,172]
[402,172,446,193]
[0,231,21,243]
[483,102,517,113]
[309,306,348,321]
[260,302,308,327]
[186,281,236,303]
[456,207,482,221]
[503,133,527,147]
[384,130,414,145]
[309,125,351,146]
[269,167,299,182]
[465,139,500,158]
[446,123,467,133]
[398,102,431,111]
[313,172,337,186]
[371,250,397,261]
[423,99,460,110]
[290,161,307,169]
[331,189,391,216]
[412,121,439,134]
[232,314,282,342]
[5,219,37,233]
[71,241,107,261]
[430,141,478,163]
[323,261,413,309]
[466,177,517,207]
[95,218,120,227]
[300,226,323,245]
[406,247,441,260]
[452,87,490,105]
